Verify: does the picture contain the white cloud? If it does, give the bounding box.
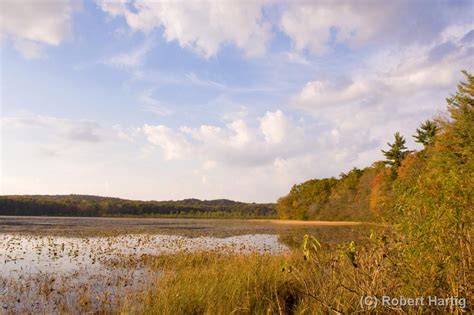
[292,19,474,110]
[280,1,473,55]
[289,23,474,167]
[0,0,77,58]
[292,79,371,108]
[97,0,271,57]
[141,110,314,181]
[97,0,128,17]
[227,120,252,148]
[142,124,191,160]
[280,1,378,54]
[260,110,292,144]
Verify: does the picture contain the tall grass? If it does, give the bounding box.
[123,228,471,314]
[126,252,298,314]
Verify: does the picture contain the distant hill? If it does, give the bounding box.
[0,195,276,218]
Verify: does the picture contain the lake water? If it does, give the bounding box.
[1,233,287,276]
[0,216,371,313]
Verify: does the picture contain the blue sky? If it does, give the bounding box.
[1,0,473,202]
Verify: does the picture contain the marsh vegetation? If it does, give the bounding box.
[0,217,374,314]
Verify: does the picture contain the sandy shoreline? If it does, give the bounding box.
[250,219,366,225]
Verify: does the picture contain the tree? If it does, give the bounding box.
[444,70,474,163]
[390,71,473,299]
[381,132,409,174]
[413,120,438,146]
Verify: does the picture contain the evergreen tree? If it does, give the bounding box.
[382,132,409,174]
[413,120,438,146]
[444,70,474,163]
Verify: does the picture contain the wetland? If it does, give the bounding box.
[0,216,372,314]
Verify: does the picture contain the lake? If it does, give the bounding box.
[0,216,371,314]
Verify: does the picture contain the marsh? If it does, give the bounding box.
[0,216,372,313]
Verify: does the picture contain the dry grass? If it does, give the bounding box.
[121,230,472,314]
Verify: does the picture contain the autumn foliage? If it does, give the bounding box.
[277,71,473,304]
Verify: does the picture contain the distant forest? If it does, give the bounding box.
[277,166,380,221]
[0,195,276,218]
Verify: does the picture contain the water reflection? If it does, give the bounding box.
[1,233,288,276]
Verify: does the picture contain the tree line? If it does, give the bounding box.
[0,195,276,218]
[277,71,473,223]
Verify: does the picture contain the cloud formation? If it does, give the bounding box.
[142,110,310,168]
[97,0,271,57]
[292,24,473,111]
[280,0,473,55]
[0,0,77,58]
[289,21,474,171]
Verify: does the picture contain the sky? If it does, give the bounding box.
[1,0,473,202]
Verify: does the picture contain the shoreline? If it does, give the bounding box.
[0,215,364,224]
[250,219,366,225]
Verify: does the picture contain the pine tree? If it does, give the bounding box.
[414,120,438,146]
[382,132,409,174]
[444,70,474,163]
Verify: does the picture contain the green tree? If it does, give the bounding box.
[381,132,409,174]
[413,120,438,146]
[391,71,473,301]
[444,70,474,162]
